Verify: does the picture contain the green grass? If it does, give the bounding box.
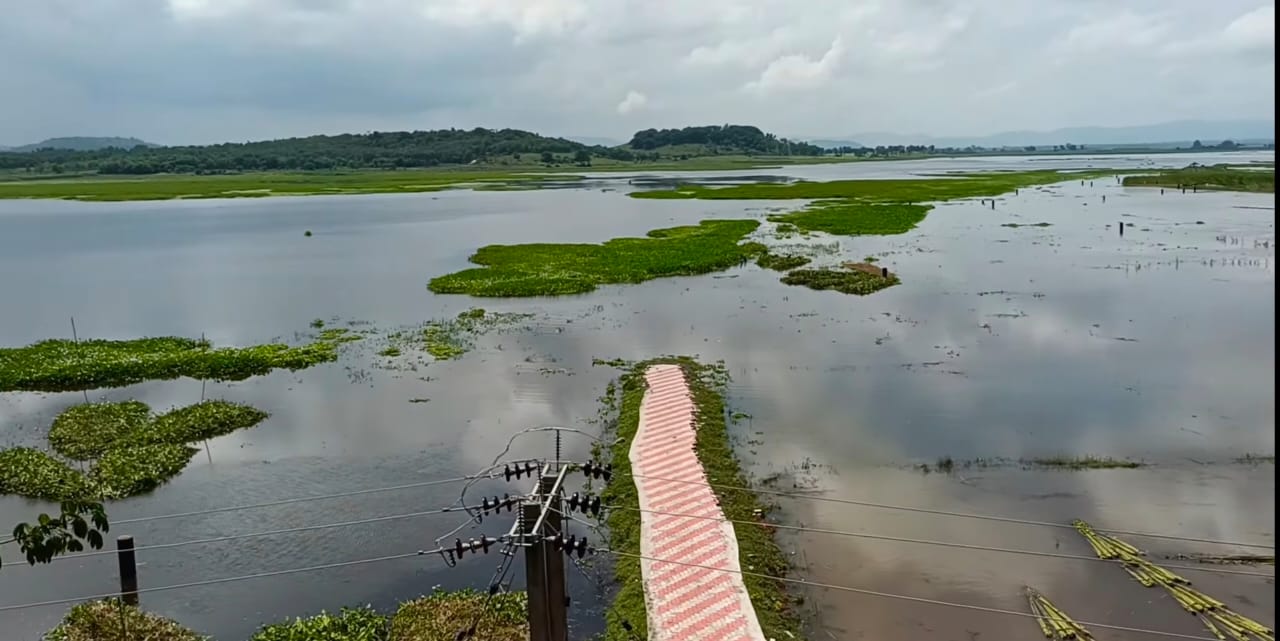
[48,401,152,460]
[0,169,586,202]
[781,267,900,295]
[0,447,91,501]
[755,252,812,271]
[45,600,207,641]
[769,201,932,236]
[597,357,802,641]
[0,333,349,393]
[1123,164,1275,193]
[251,607,389,641]
[428,219,764,296]
[1026,456,1145,470]
[391,589,527,641]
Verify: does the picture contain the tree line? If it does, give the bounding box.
[0,128,654,175]
[627,125,824,155]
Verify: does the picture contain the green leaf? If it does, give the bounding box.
[71,517,88,539]
[86,529,104,550]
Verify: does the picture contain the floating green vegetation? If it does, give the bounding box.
[1123,164,1275,193]
[781,264,900,296]
[1237,453,1275,464]
[1027,456,1144,470]
[1001,222,1053,228]
[383,308,534,362]
[597,357,801,641]
[144,400,269,445]
[45,600,207,641]
[3,399,268,501]
[391,589,527,641]
[251,607,388,641]
[769,201,932,236]
[755,251,811,271]
[0,447,91,501]
[0,332,353,393]
[48,401,151,461]
[429,220,764,297]
[90,443,198,499]
[310,318,325,329]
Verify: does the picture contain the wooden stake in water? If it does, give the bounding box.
[71,317,90,404]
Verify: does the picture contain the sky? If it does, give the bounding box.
[0,0,1274,145]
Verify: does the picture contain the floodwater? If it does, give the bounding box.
[0,151,1273,640]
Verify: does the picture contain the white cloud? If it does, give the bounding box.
[0,0,1273,144]
[744,36,845,93]
[616,90,648,115]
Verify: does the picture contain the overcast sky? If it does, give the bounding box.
[0,0,1274,145]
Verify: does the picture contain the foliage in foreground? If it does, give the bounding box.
[251,606,389,641]
[596,357,802,641]
[428,219,763,296]
[781,267,900,295]
[45,600,206,641]
[391,589,527,641]
[1123,164,1274,193]
[2,400,267,501]
[0,333,351,393]
[1,500,109,569]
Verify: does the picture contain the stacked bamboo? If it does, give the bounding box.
[1073,520,1275,641]
[1027,587,1094,640]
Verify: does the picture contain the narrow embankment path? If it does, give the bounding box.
[629,364,767,641]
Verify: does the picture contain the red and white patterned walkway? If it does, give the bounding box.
[629,364,766,641]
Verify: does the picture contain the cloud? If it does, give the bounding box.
[616,90,648,115]
[0,0,1273,145]
[744,36,845,93]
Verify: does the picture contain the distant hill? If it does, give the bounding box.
[11,136,159,152]
[828,120,1275,149]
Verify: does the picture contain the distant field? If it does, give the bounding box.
[1122,164,1274,193]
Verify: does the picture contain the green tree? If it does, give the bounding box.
[573,149,591,165]
[1192,139,1203,149]
[1,501,109,569]
[540,151,555,164]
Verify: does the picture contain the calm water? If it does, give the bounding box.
[0,152,1273,640]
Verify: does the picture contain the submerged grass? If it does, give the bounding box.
[0,169,585,202]
[48,401,152,460]
[383,307,534,361]
[755,251,812,271]
[596,357,802,641]
[428,219,763,296]
[1027,456,1145,470]
[1123,164,1275,193]
[0,333,349,393]
[781,266,899,295]
[45,600,207,641]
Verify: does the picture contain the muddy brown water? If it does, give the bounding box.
[0,151,1273,639]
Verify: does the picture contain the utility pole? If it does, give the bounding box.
[521,463,570,641]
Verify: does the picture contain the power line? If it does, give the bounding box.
[593,502,1273,578]
[114,474,478,525]
[618,470,1274,550]
[0,550,431,613]
[50,507,466,563]
[596,545,1223,641]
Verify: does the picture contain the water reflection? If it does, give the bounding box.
[0,154,1273,639]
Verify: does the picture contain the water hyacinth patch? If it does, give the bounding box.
[45,600,208,641]
[90,443,199,499]
[0,447,91,501]
[0,335,346,393]
[390,589,527,641]
[250,607,389,641]
[781,267,901,295]
[143,400,269,445]
[428,220,763,297]
[48,401,151,461]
